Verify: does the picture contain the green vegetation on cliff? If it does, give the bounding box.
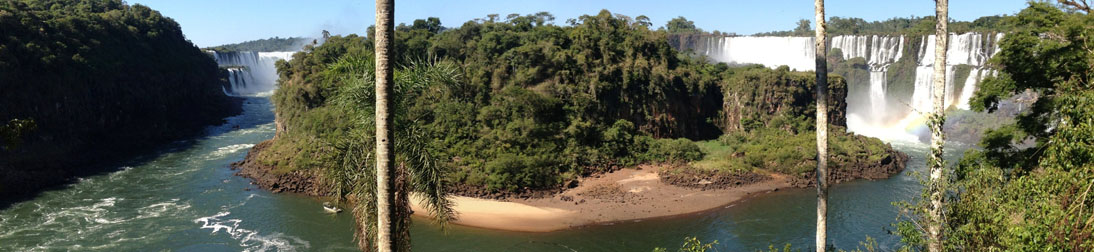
[256,10,903,195]
[681,67,905,183]
[0,0,238,198]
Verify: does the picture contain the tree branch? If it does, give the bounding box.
[1059,0,1092,13]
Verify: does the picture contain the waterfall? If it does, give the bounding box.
[706,36,816,71]
[956,69,982,110]
[911,33,1001,113]
[210,51,294,96]
[831,36,868,60]
[910,65,957,114]
[868,71,887,120]
[695,32,1003,142]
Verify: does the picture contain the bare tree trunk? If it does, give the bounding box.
[813,0,829,251]
[927,0,948,251]
[374,0,395,251]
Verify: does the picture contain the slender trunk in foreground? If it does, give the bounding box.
[927,0,949,251]
[374,0,396,251]
[813,0,829,251]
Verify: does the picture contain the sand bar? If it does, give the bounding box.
[411,165,790,232]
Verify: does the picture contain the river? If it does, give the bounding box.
[0,96,969,251]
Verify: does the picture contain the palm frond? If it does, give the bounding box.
[322,57,464,250]
[398,122,456,227]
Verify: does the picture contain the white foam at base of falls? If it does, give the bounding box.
[847,114,923,143]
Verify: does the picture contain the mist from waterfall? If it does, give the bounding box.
[698,33,1003,143]
[211,51,294,96]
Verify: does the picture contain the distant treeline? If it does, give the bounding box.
[205,37,313,52]
[0,0,238,199]
[752,15,1006,36]
[753,15,1008,36]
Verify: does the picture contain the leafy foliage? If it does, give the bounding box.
[0,119,35,150]
[664,16,702,34]
[652,237,718,252]
[711,126,892,176]
[265,11,728,194]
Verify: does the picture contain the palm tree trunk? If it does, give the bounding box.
[927,0,948,251]
[374,0,396,251]
[813,0,829,251]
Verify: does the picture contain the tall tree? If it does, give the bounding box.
[927,0,949,251]
[795,19,812,36]
[813,0,829,251]
[374,0,396,251]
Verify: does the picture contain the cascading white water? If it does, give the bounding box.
[831,36,869,60]
[955,69,982,110]
[910,65,957,114]
[910,33,1001,113]
[210,51,294,96]
[697,32,1003,142]
[866,35,904,69]
[706,36,816,71]
[868,71,887,119]
[831,35,905,124]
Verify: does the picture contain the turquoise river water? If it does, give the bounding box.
[0,96,969,251]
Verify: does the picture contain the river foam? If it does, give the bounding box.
[195,211,311,252]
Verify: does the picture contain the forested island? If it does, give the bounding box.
[232,10,906,226]
[0,0,239,200]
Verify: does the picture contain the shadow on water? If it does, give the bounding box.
[0,95,359,251]
[0,97,268,210]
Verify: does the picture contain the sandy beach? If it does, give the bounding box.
[411,165,790,232]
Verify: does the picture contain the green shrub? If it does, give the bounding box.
[484,153,559,192]
[644,138,704,163]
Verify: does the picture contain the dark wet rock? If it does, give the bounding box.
[662,168,771,190]
[785,147,909,188]
[232,140,326,196]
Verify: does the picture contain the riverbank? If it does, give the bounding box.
[234,147,905,232]
[410,164,790,232]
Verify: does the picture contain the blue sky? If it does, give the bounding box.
[128,0,1031,48]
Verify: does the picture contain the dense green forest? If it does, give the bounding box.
[205,36,313,52]
[0,0,238,199]
[246,10,904,196]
